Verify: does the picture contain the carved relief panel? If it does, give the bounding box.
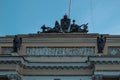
[1,47,13,54]
[108,47,120,56]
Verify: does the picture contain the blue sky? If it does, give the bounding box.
[0,0,120,36]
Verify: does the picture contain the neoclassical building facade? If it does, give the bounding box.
[0,33,120,80]
[0,15,120,80]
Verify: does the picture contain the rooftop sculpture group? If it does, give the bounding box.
[39,15,88,33]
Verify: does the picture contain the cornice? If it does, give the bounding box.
[89,57,120,64]
[0,60,92,70]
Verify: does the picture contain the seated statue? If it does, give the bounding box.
[61,14,70,33]
[53,21,61,32]
[41,24,47,32]
[46,27,53,33]
[41,25,54,33]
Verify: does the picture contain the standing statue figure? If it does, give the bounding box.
[97,35,106,53]
[18,37,22,50]
[70,20,79,32]
[13,35,22,53]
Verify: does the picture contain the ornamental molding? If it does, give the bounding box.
[0,60,93,70]
[91,61,120,64]
[22,65,92,70]
[90,57,120,64]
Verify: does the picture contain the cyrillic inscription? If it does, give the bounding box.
[26,47,95,56]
